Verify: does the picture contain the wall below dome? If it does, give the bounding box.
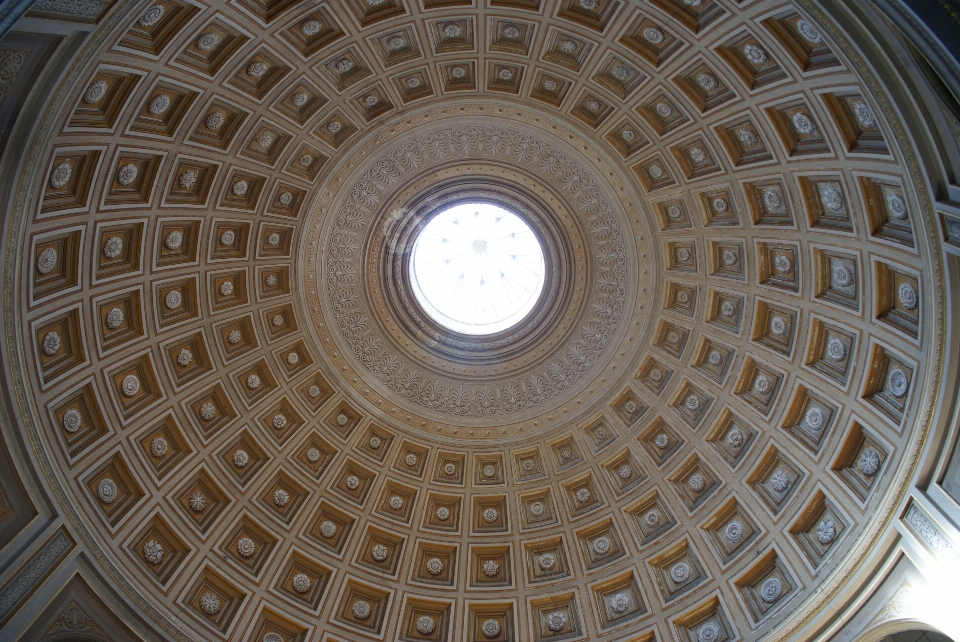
[0,1,958,641]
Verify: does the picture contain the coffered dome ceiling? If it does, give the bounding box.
[5,0,946,640]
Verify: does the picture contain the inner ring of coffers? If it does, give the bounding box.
[378,173,586,366]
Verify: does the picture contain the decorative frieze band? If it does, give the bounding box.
[0,527,74,626]
[904,503,960,569]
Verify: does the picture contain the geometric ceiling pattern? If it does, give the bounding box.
[9,0,945,640]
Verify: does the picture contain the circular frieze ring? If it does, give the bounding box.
[301,116,656,438]
[306,115,644,430]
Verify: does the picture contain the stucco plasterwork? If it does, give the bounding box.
[870,583,916,626]
[904,505,960,570]
[307,115,646,424]
[0,0,955,639]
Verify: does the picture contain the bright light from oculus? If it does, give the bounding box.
[410,203,545,335]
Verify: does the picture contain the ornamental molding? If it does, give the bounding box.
[314,121,634,419]
[0,49,28,105]
[903,504,960,569]
[0,529,72,622]
[30,0,108,19]
[870,583,915,626]
[45,601,109,640]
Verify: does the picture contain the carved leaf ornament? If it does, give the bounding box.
[324,126,627,417]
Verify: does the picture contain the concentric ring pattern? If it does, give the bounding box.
[6,0,945,640]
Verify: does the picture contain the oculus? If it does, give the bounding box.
[409,203,545,335]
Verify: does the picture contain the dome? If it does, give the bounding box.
[1,0,959,641]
